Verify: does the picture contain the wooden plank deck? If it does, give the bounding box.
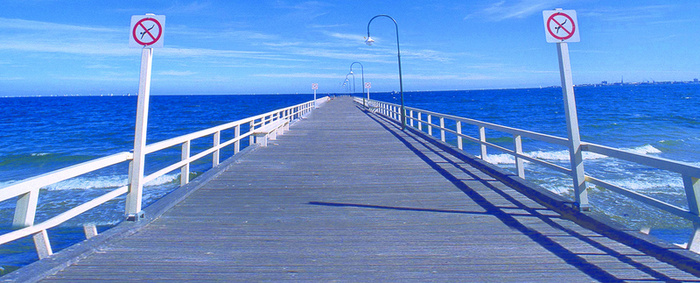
[35,97,698,281]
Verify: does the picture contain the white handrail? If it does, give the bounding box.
[357,97,700,251]
[0,96,329,260]
[582,143,700,177]
[0,152,133,203]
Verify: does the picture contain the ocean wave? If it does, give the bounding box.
[481,144,663,165]
[44,173,179,191]
[606,177,685,195]
[626,144,662,155]
[525,150,607,161]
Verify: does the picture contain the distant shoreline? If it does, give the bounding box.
[2,81,699,98]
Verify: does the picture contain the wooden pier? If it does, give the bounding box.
[9,97,700,281]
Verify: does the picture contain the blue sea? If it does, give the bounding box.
[1,84,699,273]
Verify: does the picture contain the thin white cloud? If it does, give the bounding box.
[274,1,332,19]
[168,26,278,41]
[163,2,212,14]
[256,72,495,81]
[466,0,571,21]
[0,41,133,56]
[158,70,197,76]
[361,73,496,81]
[262,41,303,47]
[0,17,120,33]
[0,76,24,81]
[323,31,365,41]
[580,5,676,23]
[253,72,344,79]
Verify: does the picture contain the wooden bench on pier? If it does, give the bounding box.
[252,118,289,146]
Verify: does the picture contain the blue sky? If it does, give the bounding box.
[0,0,699,96]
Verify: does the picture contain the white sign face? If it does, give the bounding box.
[365,82,371,89]
[311,83,318,90]
[543,10,579,43]
[130,15,165,48]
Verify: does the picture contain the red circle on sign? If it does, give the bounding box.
[132,18,163,46]
[547,13,575,41]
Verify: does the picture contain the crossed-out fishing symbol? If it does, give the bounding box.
[132,18,162,46]
[140,24,154,40]
[547,12,576,41]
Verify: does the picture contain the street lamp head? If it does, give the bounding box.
[365,37,375,46]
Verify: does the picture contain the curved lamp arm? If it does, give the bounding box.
[366,14,405,130]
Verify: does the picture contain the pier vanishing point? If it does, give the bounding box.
[5,97,700,282]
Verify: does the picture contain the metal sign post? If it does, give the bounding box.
[126,14,165,221]
[312,83,318,108]
[543,9,589,211]
[365,82,371,107]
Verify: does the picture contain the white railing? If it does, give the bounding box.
[356,97,700,252]
[0,96,329,260]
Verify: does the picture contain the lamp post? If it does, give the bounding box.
[342,77,349,93]
[349,71,356,94]
[344,73,355,94]
[366,14,405,130]
[350,62,365,103]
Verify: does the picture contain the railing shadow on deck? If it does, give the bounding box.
[355,105,700,281]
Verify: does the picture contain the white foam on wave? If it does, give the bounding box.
[30,152,51,157]
[45,173,179,191]
[480,144,663,165]
[45,175,129,191]
[480,154,515,165]
[526,150,607,161]
[627,144,662,155]
[608,177,685,195]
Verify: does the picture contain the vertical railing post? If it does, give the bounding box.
[249,121,255,146]
[439,117,445,142]
[213,131,221,167]
[12,189,39,228]
[479,126,487,160]
[427,115,433,137]
[514,134,525,178]
[684,176,700,252]
[83,224,98,239]
[181,140,190,186]
[32,230,53,259]
[417,112,422,131]
[234,124,241,154]
[456,121,463,150]
[409,110,414,127]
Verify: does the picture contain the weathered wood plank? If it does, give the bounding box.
[37,97,697,282]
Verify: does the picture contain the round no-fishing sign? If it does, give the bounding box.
[129,15,165,48]
[542,10,579,43]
